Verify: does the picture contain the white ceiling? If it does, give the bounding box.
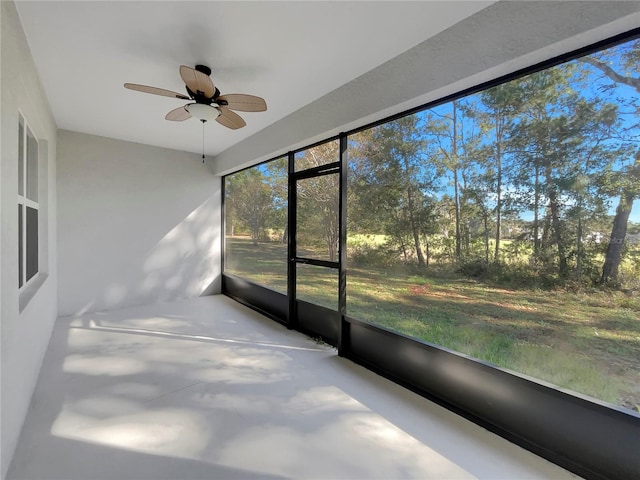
[15,1,494,157]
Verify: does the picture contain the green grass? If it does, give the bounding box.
[225,238,288,293]
[225,236,640,411]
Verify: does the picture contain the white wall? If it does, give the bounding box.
[57,130,221,317]
[0,2,59,478]
[211,1,640,175]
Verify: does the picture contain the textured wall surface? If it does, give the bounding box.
[57,130,221,317]
[1,2,59,478]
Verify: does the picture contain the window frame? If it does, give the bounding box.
[222,155,289,294]
[18,112,40,291]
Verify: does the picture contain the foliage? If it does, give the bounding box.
[225,157,288,245]
[296,142,340,261]
[344,38,639,288]
[348,239,398,268]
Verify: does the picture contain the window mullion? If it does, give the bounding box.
[22,198,39,210]
[21,119,27,197]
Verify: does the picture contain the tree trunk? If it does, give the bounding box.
[452,102,461,259]
[464,223,470,253]
[329,226,339,262]
[494,110,502,262]
[425,239,430,267]
[546,168,568,277]
[601,190,634,284]
[533,159,541,256]
[407,186,426,267]
[576,201,583,282]
[400,238,409,263]
[324,211,339,262]
[328,242,337,262]
[483,209,490,264]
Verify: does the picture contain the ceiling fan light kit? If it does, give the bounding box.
[186,103,220,122]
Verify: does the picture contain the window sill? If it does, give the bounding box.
[19,273,48,313]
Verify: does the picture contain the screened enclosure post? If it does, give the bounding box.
[220,176,226,275]
[287,151,297,330]
[338,133,349,355]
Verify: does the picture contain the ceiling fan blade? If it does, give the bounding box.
[165,106,191,121]
[180,65,215,98]
[217,94,267,112]
[124,83,190,100]
[216,106,246,130]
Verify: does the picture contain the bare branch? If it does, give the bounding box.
[578,57,640,93]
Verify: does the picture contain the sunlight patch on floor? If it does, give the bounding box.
[9,296,577,480]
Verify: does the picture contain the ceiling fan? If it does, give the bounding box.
[124,64,267,130]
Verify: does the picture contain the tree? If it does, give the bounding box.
[427,100,484,261]
[349,115,440,267]
[226,167,274,244]
[295,141,340,261]
[266,157,289,243]
[579,39,640,284]
[600,151,640,283]
[479,84,519,262]
[428,101,464,259]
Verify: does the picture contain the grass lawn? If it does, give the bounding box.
[225,236,640,412]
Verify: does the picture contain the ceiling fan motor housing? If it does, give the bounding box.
[184,65,217,103]
[194,64,212,76]
[186,86,213,104]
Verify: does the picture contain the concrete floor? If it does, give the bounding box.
[8,295,580,480]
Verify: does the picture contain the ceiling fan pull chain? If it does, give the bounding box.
[201,119,206,163]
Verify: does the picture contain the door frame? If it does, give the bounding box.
[286,135,348,352]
